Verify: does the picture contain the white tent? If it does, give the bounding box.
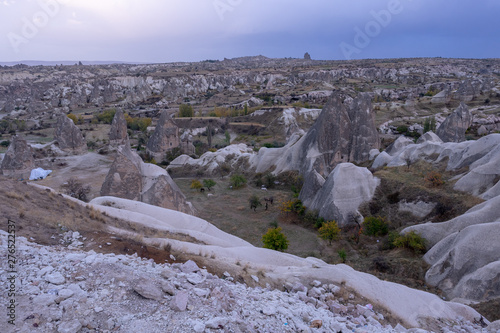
[29,168,52,180]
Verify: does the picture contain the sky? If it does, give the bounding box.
[0,0,499,63]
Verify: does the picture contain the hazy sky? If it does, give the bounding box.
[1,0,499,63]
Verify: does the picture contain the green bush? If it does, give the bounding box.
[230,174,247,189]
[203,179,216,190]
[396,125,408,134]
[0,140,10,147]
[249,194,262,211]
[363,216,389,237]
[338,249,347,263]
[262,227,289,251]
[96,109,116,124]
[318,221,341,245]
[179,104,194,117]
[392,231,427,253]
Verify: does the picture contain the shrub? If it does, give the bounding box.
[392,231,427,253]
[190,179,203,191]
[125,114,152,132]
[338,249,347,263]
[363,216,389,237]
[96,109,116,124]
[203,179,216,190]
[0,140,10,147]
[425,171,444,187]
[179,104,194,117]
[249,194,262,211]
[262,227,289,251]
[62,178,91,202]
[230,174,247,188]
[396,125,408,134]
[318,221,341,245]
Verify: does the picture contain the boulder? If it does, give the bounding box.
[477,125,488,136]
[431,88,452,104]
[0,135,34,176]
[303,163,379,227]
[416,131,442,144]
[109,108,129,146]
[436,102,472,143]
[54,114,87,153]
[101,145,194,215]
[146,110,180,160]
[385,136,414,156]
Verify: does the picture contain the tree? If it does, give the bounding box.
[423,116,436,133]
[262,227,289,251]
[230,174,247,189]
[318,221,341,245]
[225,130,231,145]
[249,194,262,211]
[179,104,194,117]
[190,179,203,191]
[244,103,248,115]
[203,179,216,191]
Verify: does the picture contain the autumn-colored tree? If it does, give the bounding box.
[318,221,341,245]
[262,227,289,251]
[190,179,203,191]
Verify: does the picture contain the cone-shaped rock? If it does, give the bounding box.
[109,108,129,146]
[146,110,180,159]
[55,114,86,153]
[436,102,472,142]
[0,135,34,176]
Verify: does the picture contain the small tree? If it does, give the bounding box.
[230,174,247,189]
[190,179,203,191]
[203,179,216,191]
[318,221,341,245]
[249,194,262,211]
[179,104,194,117]
[225,130,231,145]
[262,227,289,251]
[363,216,389,236]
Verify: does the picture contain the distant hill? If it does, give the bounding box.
[0,60,150,66]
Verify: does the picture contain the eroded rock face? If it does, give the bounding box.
[101,145,194,215]
[54,114,87,153]
[147,110,180,160]
[100,145,143,201]
[302,163,379,226]
[436,102,472,142]
[297,91,380,177]
[109,108,129,146]
[0,135,34,176]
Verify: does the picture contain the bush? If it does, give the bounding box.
[392,231,427,253]
[125,114,152,132]
[0,140,10,147]
[262,227,289,251]
[363,216,389,237]
[203,179,216,190]
[396,125,408,134]
[190,179,203,191]
[318,221,341,245]
[179,104,194,117]
[61,178,91,202]
[338,249,347,263]
[249,194,262,211]
[230,174,247,189]
[425,171,444,187]
[96,109,116,124]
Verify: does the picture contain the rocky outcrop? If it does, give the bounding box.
[436,103,472,142]
[101,145,194,214]
[146,111,180,160]
[108,109,129,146]
[423,222,500,302]
[54,114,87,153]
[0,135,34,176]
[303,163,379,226]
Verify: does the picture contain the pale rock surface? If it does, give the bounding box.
[101,145,194,214]
[436,102,472,142]
[108,108,129,146]
[303,163,379,226]
[386,135,414,156]
[423,222,500,302]
[0,135,34,176]
[416,131,443,144]
[146,110,180,160]
[398,200,436,218]
[54,114,86,153]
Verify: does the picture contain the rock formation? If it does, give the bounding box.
[436,102,472,142]
[146,110,180,160]
[0,135,34,176]
[108,108,129,146]
[101,145,194,215]
[54,114,87,153]
[303,163,380,226]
